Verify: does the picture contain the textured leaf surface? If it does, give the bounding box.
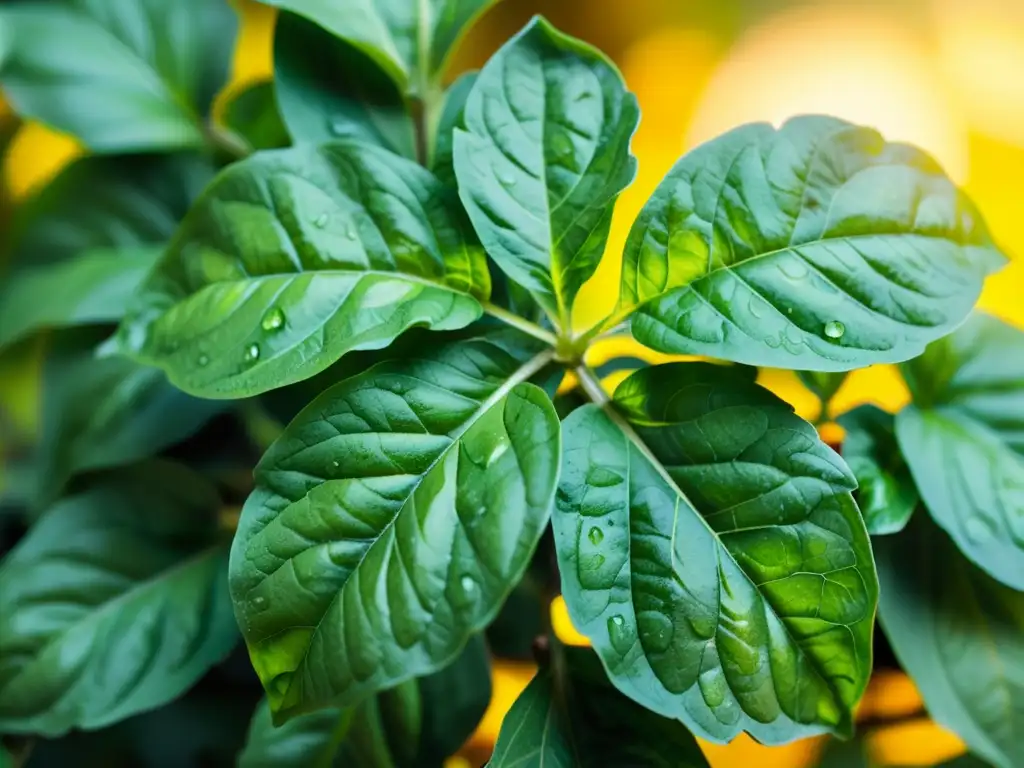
[432,71,477,188]
[0,246,161,349]
[262,0,498,94]
[274,12,413,156]
[838,405,918,535]
[114,142,489,399]
[229,331,559,719]
[238,635,490,767]
[554,363,877,743]
[622,115,1007,370]
[454,17,639,325]
[876,517,1024,768]
[224,81,289,151]
[0,465,237,736]
[490,648,709,767]
[0,0,236,151]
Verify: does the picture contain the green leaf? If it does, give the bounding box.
[113,141,490,399]
[229,330,559,719]
[454,16,639,327]
[490,647,709,767]
[224,81,290,151]
[797,371,848,414]
[6,153,213,271]
[812,738,876,768]
[837,405,918,535]
[432,71,477,188]
[895,406,1024,590]
[900,313,1024,455]
[262,0,499,95]
[274,12,414,157]
[239,700,354,768]
[0,0,237,152]
[0,245,161,349]
[621,115,1007,371]
[554,363,877,743]
[876,516,1024,768]
[0,464,238,736]
[34,329,225,506]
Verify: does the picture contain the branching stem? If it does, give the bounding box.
[483,302,559,346]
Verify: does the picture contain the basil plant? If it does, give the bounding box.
[0,1,1021,766]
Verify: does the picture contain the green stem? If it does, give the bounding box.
[576,307,634,348]
[574,363,611,407]
[483,302,559,346]
[205,121,252,160]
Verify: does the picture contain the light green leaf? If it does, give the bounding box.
[113,141,490,399]
[6,152,213,270]
[837,405,918,535]
[454,16,639,327]
[0,246,161,349]
[262,0,499,95]
[224,81,290,151]
[0,464,238,736]
[895,406,1024,590]
[0,0,237,152]
[876,516,1024,768]
[274,12,414,156]
[900,312,1024,455]
[229,331,559,720]
[432,71,477,188]
[239,635,490,767]
[554,363,877,743]
[621,115,1007,371]
[490,647,709,767]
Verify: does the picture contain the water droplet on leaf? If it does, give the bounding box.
[261,307,285,332]
[245,343,260,362]
[197,354,209,367]
[611,615,624,627]
[460,575,477,594]
[607,614,633,655]
[824,320,846,339]
[252,595,268,611]
[314,213,329,228]
[588,526,604,545]
[500,174,517,187]
[331,460,340,469]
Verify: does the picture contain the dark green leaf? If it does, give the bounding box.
[797,371,848,413]
[6,153,213,271]
[876,516,1024,768]
[432,71,477,188]
[554,363,877,743]
[0,464,238,736]
[454,17,639,327]
[229,331,559,719]
[0,246,161,349]
[262,0,499,95]
[837,405,918,535]
[490,647,709,767]
[274,12,414,156]
[113,142,490,399]
[238,634,491,766]
[900,313,1024,455]
[621,116,1007,371]
[0,0,237,152]
[813,738,876,768]
[895,406,1024,590]
[224,81,290,151]
[938,757,995,768]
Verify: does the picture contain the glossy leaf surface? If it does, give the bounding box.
[229,331,559,719]
[224,81,290,151]
[876,517,1024,768]
[622,116,1006,370]
[0,0,236,151]
[262,0,498,94]
[274,12,414,156]
[454,17,639,325]
[554,363,877,743]
[838,405,918,535]
[114,142,489,399]
[490,648,709,767]
[0,465,237,736]
[238,636,490,767]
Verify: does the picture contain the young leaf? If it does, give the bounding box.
[554,363,877,743]
[490,647,709,767]
[261,0,499,95]
[896,313,1024,590]
[837,405,918,535]
[620,116,1007,371]
[797,370,848,416]
[454,16,639,327]
[274,12,414,157]
[0,0,237,152]
[0,464,238,736]
[876,516,1024,768]
[224,81,290,152]
[0,245,161,349]
[238,635,491,767]
[229,331,559,720]
[113,142,490,399]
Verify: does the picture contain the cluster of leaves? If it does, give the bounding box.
[1,0,1022,766]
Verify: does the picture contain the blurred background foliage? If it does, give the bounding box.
[1,0,1021,765]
